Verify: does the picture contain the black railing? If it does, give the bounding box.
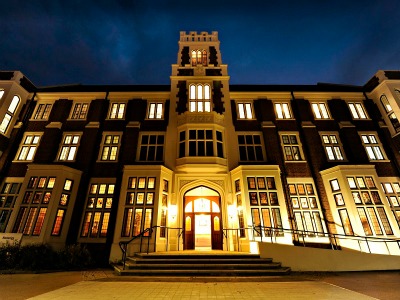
[223,225,400,255]
[119,225,184,270]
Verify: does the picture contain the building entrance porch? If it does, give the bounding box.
[183,186,223,250]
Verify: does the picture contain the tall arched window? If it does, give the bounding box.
[380,95,400,133]
[191,50,207,66]
[189,84,211,112]
[0,95,20,134]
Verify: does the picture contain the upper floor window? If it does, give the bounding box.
[0,90,4,100]
[99,133,121,161]
[360,133,386,161]
[320,133,345,161]
[138,133,165,161]
[311,102,330,119]
[380,95,400,133]
[237,103,253,119]
[179,129,224,158]
[108,103,126,119]
[70,103,89,120]
[237,133,264,161]
[280,133,304,161]
[57,133,81,161]
[191,49,207,66]
[348,102,367,119]
[15,133,42,161]
[147,103,163,119]
[189,84,211,112]
[33,103,52,120]
[0,95,20,134]
[275,103,292,119]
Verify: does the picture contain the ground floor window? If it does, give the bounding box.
[80,182,114,238]
[0,181,22,232]
[121,176,155,237]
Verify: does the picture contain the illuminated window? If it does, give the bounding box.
[348,102,367,119]
[147,103,163,119]
[381,182,400,230]
[288,182,325,236]
[359,133,386,160]
[238,133,264,161]
[12,176,55,236]
[138,133,164,161]
[99,133,121,161]
[122,177,155,237]
[189,84,211,112]
[191,49,207,66]
[275,103,292,119]
[311,102,330,119]
[347,176,393,236]
[237,103,253,119]
[380,95,400,133]
[280,133,303,161]
[108,103,126,119]
[57,133,81,161]
[0,95,20,134]
[33,103,52,120]
[15,133,42,161]
[81,182,114,238]
[320,133,345,161]
[71,103,89,119]
[0,89,4,99]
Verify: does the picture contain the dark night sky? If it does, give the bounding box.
[1,1,400,87]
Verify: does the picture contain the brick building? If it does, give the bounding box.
[1,31,400,261]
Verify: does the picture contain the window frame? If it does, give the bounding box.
[14,132,42,162]
[57,132,82,162]
[98,132,122,162]
[0,95,21,134]
[179,128,225,158]
[188,83,211,113]
[359,132,387,161]
[348,102,368,119]
[380,95,400,133]
[32,102,53,121]
[147,102,164,120]
[274,102,292,119]
[69,102,89,120]
[311,102,330,120]
[108,102,126,120]
[137,132,165,162]
[320,132,346,161]
[237,132,265,162]
[279,132,305,162]
[237,102,254,120]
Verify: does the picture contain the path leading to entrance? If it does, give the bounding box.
[0,269,398,299]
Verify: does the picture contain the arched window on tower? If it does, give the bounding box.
[191,50,207,66]
[189,84,211,112]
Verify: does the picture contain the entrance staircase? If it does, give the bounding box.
[112,252,291,277]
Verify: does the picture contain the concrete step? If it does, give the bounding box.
[124,262,283,270]
[127,258,273,264]
[113,252,291,277]
[113,266,291,276]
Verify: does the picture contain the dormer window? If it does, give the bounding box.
[191,50,207,66]
[189,84,211,112]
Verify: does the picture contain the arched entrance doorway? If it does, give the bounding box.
[183,186,223,250]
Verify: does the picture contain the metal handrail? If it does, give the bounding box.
[222,225,400,254]
[119,225,184,270]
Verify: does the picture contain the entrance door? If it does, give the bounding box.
[183,187,223,250]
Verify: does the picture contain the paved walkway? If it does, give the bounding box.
[0,270,398,300]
